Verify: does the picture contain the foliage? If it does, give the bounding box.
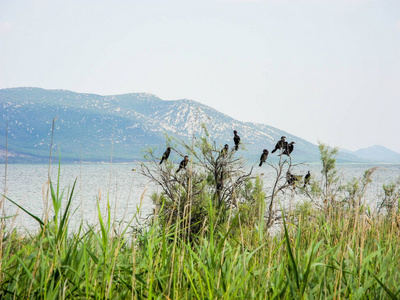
[3,173,400,298]
[341,167,378,210]
[378,177,400,215]
[140,128,254,239]
[318,142,340,203]
[2,138,400,298]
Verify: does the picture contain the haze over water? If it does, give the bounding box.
[1,163,400,231]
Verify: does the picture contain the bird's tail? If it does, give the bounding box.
[259,162,262,167]
[271,149,276,153]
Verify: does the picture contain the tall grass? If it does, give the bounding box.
[2,169,400,299]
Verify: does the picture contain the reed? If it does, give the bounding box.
[1,169,400,299]
[2,135,400,298]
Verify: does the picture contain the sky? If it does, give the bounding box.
[1,0,400,152]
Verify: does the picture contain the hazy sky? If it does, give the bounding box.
[1,0,400,152]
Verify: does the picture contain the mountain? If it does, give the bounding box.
[353,145,400,163]
[0,87,388,163]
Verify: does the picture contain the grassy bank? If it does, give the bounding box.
[2,139,400,299]
[1,191,400,298]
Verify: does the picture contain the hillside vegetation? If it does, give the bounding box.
[2,87,370,163]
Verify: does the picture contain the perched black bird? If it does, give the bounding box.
[216,171,224,196]
[220,144,229,157]
[286,171,301,186]
[271,136,286,153]
[176,156,189,173]
[159,147,171,164]
[233,130,240,151]
[282,142,295,156]
[304,171,311,187]
[259,149,269,167]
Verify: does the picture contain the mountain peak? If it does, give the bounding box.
[1,87,399,163]
[354,145,400,163]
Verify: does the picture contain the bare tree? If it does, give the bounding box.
[265,151,303,227]
[139,125,254,237]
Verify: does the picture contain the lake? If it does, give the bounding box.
[1,162,399,231]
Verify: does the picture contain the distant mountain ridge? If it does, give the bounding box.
[353,145,400,163]
[1,87,399,163]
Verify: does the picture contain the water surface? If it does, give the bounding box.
[1,162,399,231]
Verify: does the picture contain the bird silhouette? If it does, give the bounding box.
[159,147,171,164]
[220,144,229,157]
[259,149,269,167]
[304,171,311,187]
[233,130,240,151]
[176,156,189,173]
[286,171,301,186]
[271,136,286,153]
[282,142,295,156]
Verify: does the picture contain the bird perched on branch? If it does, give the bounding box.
[282,142,295,156]
[304,171,311,187]
[286,171,301,186]
[220,144,229,157]
[271,136,286,153]
[233,130,240,151]
[159,147,171,164]
[259,149,269,167]
[176,156,189,173]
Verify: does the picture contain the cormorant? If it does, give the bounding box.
[159,147,171,164]
[282,142,295,156]
[176,156,189,173]
[220,144,229,157]
[233,130,240,151]
[271,136,286,153]
[259,149,269,167]
[286,171,300,186]
[304,171,311,187]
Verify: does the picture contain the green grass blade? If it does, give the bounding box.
[282,212,300,290]
[370,271,397,299]
[2,194,44,227]
[57,178,77,242]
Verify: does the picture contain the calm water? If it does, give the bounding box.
[1,163,154,231]
[1,162,400,231]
